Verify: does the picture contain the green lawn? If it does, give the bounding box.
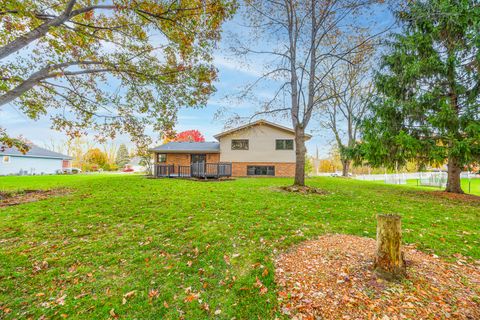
[0,175,479,319]
[405,177,480,196]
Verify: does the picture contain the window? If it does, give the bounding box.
[247,166,275,176]
[276,139,294,150]
[191,154,206,164]
[157,153,167,163]
[231,139,249,150]
[2,156,10,163]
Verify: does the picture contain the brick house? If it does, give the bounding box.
[149,120,311,178]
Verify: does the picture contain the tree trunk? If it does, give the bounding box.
[293,126,306,186]
[374,214,406,281]
[341,159,350,177]
[446,156,463,193]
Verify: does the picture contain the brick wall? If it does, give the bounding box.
[231,162,295,177]
[156,154,294,177]
[206,153,220,163]
[165,154,190,167]
[161,153,220,167]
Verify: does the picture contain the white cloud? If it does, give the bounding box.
[214,55,263,78]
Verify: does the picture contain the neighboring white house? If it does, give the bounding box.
[0,144,72,176]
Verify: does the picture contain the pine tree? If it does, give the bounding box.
[116,144,130,168]
[358,0,480,193]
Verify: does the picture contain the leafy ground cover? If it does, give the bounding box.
[276,234,480,319]
[0,175,479,319]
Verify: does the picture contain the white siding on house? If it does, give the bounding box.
[218,124,296,163]
[0,156,64,175]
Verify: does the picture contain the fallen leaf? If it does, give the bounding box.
[56,294,67,306]
[74,292,88,299]
[254,277,263,288]
[148,289,160,299]
[123,290,136,299]
[260,286,268,295]
[184,293,198,303]
[109,308,118,318]
[122,290,136,304]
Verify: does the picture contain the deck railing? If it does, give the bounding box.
[154,164,175,177]
[178,165,191,177]
[155,163,232,178]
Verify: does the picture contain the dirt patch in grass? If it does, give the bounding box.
[427,191,480,203]
[144,176,235,182]
[275,234,480,320]
[189,177,236,182]
[0,189,71,207]
[278,185,329,195]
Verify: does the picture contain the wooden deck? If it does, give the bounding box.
[154,163,232,179]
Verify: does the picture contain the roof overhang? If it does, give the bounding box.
[214,119,312,140]
[0,153,72,160]
[148,149,220,154]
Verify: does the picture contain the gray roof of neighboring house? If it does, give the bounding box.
[0,144,72,160]
[149,141,220,153]
[127,156,144,166]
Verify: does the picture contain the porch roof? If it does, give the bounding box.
[149,141,220,154]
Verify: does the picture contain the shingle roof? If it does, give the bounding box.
[213,119,312,140]
[0,144,72,160]
[149,141,220,153]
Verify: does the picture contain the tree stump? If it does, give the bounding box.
[374,214,406,280]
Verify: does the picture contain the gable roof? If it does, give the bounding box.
[0,144,72,160]
[213,119,312,140]
[149,141,220,153]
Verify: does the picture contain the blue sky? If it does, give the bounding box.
[0,5,394,158]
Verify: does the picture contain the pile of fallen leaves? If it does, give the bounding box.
[279,185,329,195]
[0,189,70,207]
[425,191,480,203]
[275,234,480,319]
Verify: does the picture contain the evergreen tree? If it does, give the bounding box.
[358,0,480,193]
[116,144,130,168]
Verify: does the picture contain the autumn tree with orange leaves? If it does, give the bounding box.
[174,130,205,142]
